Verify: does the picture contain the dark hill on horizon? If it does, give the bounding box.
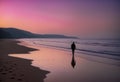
[0,28,77,39]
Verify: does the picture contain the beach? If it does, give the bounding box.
[0,0,119,82]
[0,39,120,82]
[0,39,49,82]
[10,39,120,82]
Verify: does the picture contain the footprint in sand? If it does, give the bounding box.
[1,72,7,75]
[9,70,13,73]
[10,77,15,79]
[17,78,23,81]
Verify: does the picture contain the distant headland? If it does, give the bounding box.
[0,27,78,39]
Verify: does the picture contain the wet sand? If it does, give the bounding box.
[0,39,49,82]
[9,40,120,82]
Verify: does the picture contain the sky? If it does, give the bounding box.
[0,0,119,38]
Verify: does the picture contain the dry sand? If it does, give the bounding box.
[0,39,49,82]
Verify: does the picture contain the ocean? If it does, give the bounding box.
[19,38,120,61]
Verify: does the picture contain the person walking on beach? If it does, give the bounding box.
[71,42,76,55]
[71,42,76,68]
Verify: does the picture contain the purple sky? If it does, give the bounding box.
[0,0,119,38]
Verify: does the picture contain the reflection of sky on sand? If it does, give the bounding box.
[10,43,120,82]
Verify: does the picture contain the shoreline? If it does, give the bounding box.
[1,39,120,82]
[0,39,49,82]
[19,39,120,82]
[11,39,120,82]
[18,39,120,67]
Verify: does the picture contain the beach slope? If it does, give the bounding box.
[0,39,49,82]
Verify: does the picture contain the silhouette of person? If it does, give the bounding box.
[71,42,76,55]
[71,42,76,68]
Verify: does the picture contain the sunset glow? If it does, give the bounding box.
[0,0,119,37]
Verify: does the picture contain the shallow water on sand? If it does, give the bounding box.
[10,40,120,82]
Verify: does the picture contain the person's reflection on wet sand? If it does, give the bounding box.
[71,42,76,68]
[71,54,76,68]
